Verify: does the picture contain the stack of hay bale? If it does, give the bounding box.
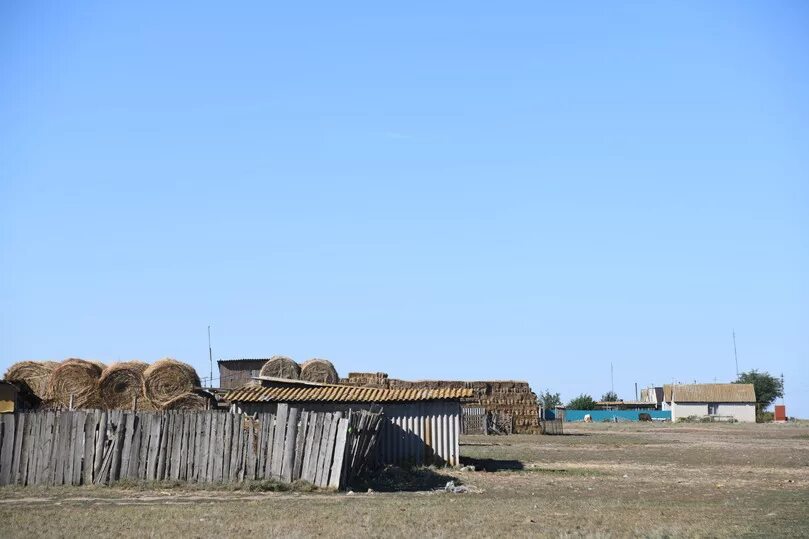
[3,358,213,411]
[340,372,540,434]
[339,372,390,388]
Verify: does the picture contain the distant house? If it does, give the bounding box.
[640,386,664,406]
[662,383,756,422]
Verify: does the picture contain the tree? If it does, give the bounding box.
[567,393,597,410]
[537,389,562,410]
[601,391,619,402]
[735,369,784,417]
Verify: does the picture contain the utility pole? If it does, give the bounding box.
[208,325,213,388]
[733,329,739,379]
[610,362,614,395]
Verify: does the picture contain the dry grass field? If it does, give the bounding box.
[0,421,807,538]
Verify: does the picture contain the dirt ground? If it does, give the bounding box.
[0,421,807,538]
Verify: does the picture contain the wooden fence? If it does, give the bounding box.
[0,405,380,489]
[461,406,486,435]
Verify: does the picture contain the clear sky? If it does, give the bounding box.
[2,2,807,416]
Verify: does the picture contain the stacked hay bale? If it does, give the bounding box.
[300,358,339,384]
[258,356,301,379]
[142,358,201,409]
[47,359,104,409]
[339,372,389,388]
[3,360,59,400]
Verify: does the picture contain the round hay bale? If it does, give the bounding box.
[162,391,214,411]
[300,358,339,384]
[47,359,103,409]
[258,356,300,380]
[90,360,107,371]
[98,361,153,410]
[142,358,201,408]
[4,360,59,399]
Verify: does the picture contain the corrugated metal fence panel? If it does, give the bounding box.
[564,409,671,422]
[378,401,460,466]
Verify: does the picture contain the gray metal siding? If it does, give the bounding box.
[231,400,462,467]
[378,401,461,466]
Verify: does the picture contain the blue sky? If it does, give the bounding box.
[1,2,807,416]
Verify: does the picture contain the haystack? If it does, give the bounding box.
[47,358,103,409]
[162,391,214,411]
[98,361,154,410]
[90,360,108,371]
[4,360,59,399]
[300,358,339,384]
[143,358,201,408]
[258,356,300,380]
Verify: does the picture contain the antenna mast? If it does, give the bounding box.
[208,325,213,388]
[732,329,739,379]
[610,362,614,395]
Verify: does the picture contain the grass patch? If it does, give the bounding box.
[523,466,608,477]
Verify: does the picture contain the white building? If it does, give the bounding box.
[662,383,756,422]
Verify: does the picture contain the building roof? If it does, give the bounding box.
[224,384,474,404]
[217,358,271,365]
[670,383,755,403]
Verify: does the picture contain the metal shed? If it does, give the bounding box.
[225,381,472,466]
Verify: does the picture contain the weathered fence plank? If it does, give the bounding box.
[320,413,340,487]
[17,413,32,485]
[93,411,108,483]
[221,412,232,481]
[329,417,349,489]
[10,413,25,486]
[270,404,288,479]
[0,414,15,485]
[293,411,309,481]
[303,412,323,483]
[39,412,57,484]
[314,413,334,487]
[147,413,162,480]
[69,411,83,485]
[281,407,299,482]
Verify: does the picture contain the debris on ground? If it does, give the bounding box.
[443,481,469,494]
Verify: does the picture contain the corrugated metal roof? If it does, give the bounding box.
[224,384,473,403]
[671,383,755,403]
[663,384,672,402]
